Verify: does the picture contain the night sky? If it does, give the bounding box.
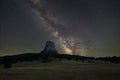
[0,0,120,57]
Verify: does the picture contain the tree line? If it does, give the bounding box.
[0,53,120,68]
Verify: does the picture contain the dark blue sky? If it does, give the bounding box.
[0,0,120,57]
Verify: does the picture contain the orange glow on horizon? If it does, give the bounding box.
[63,47,73,55]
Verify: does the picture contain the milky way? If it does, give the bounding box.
[27,0,86,55]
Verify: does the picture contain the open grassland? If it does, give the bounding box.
[0,61,120,80]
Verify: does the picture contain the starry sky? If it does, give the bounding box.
[0,0,120,57]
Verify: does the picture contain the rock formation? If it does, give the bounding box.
[40,41,58,55]
[40,41,58,62]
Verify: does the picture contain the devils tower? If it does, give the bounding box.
[40,41,58,55]
[40,41,58,62]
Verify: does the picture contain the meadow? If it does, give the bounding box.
[0,61,120,80]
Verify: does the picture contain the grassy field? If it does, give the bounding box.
[0,61,120,80]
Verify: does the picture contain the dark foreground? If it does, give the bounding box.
[0,61,120,80]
